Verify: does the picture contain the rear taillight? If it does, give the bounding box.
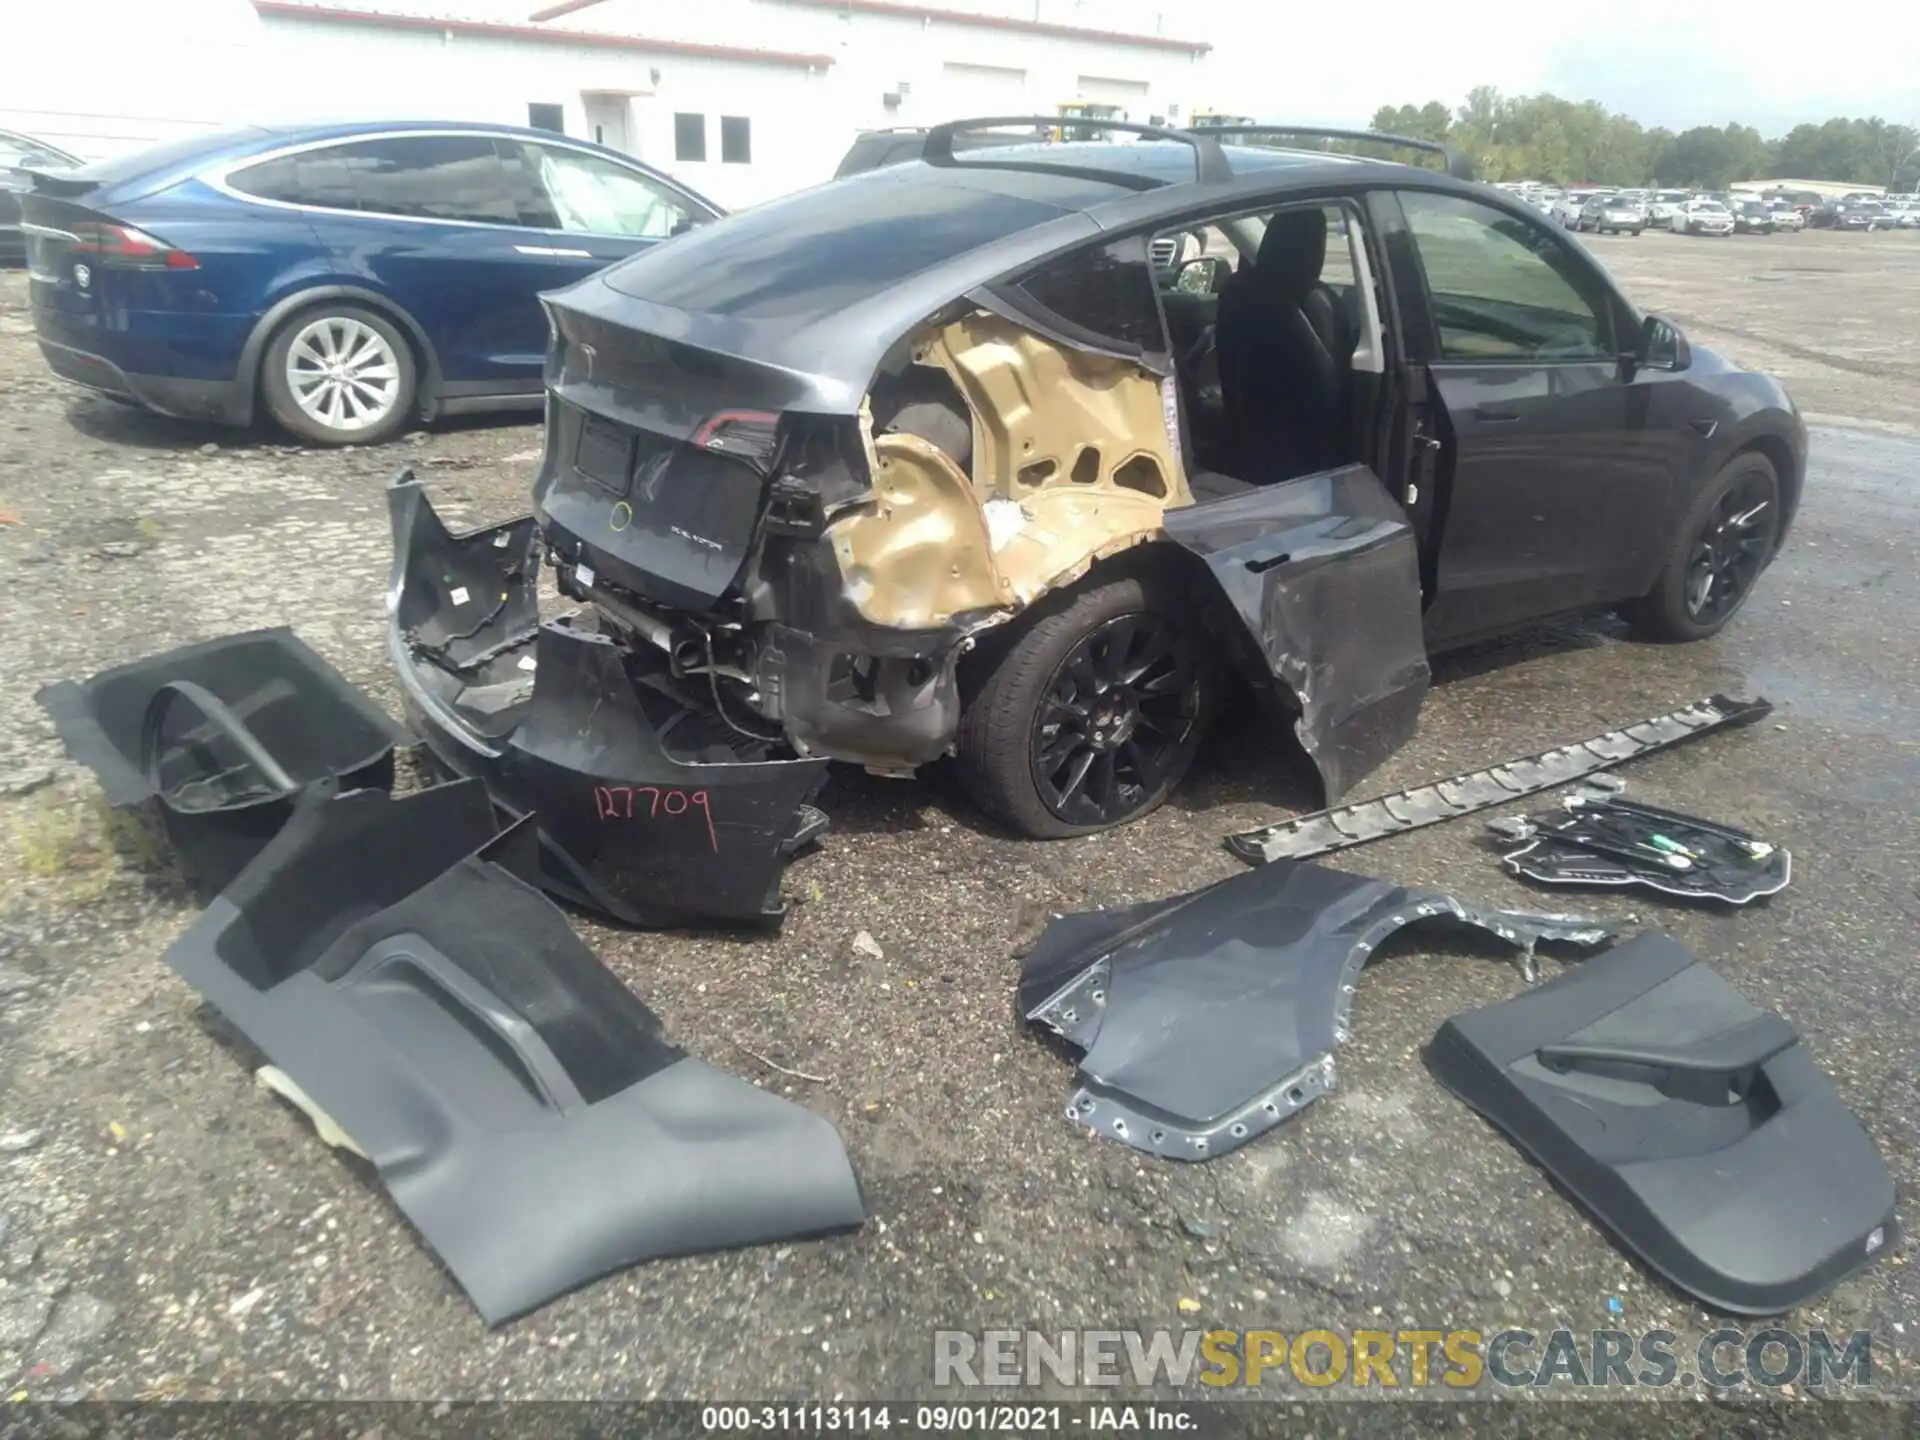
[692,410,780,470]
[71,221,198,270]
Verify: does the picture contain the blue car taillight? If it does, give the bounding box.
[71,219,199,270]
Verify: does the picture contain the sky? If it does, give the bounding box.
[1190,0,1920,136]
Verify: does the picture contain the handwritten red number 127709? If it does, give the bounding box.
[593,786,718,852]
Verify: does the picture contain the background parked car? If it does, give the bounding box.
[1647,190,1692,228]
[1674,198,1735,236]
[1,128,82,264]
[1811,199,1885,230]
[23,121,719,446]
[1551,188,1605,226]
[1732,199,1776,234]
[1576,193,1647,235]
[1766,201,1806,232]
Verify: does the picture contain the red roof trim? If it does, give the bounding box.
[251,3,837,68]
[778,0,1211,53]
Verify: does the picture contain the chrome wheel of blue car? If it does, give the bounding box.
[261,303,417,447]
[287,315,402,434]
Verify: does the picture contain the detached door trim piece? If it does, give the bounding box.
[1428,933,1897,1314]
[164,782,865,1323]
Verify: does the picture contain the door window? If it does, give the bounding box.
[1398,191,1615,361]
[526,145,693,239]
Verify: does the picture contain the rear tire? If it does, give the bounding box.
[261,303,416,447]
[954,567,1216,838]
[1624,452,1781,643]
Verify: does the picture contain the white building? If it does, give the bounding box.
[4,0,1216,208]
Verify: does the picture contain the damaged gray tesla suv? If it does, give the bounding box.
[388,120,1805,927]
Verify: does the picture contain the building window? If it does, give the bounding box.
[527,103,565,134]
[674,113,706,163]
[721,116,751,165]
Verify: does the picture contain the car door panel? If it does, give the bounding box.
[1385,189,1684,646]
[1418,360,1675,639]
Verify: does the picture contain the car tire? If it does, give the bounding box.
[953,565,1217,838]
[1632,227,1644,236]
[1624,452,1782,643]
[260,303,417,447]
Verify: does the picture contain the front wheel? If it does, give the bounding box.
[1624,453,1781,642]
[260,304,417,446]
[953,569,1216,837]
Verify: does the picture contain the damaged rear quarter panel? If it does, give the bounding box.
[823,311,1189,634]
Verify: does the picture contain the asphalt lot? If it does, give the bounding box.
[0,226,1916,1414]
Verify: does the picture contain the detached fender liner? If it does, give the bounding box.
[164,782,866,1324]
[388,472,829,928]
[35,628,407,890]
[1165,464,1431,805]
[1427,933,1896,1314]
[1019,858,1616,1162]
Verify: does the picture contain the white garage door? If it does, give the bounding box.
[1075,75,1151,111]
[943,62,1029,112]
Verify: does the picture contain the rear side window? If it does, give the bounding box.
[229,149,359,210]
[230,135,521,225]
[1012,238,1167,353]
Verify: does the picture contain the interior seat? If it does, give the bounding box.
[1215,208,1354,482]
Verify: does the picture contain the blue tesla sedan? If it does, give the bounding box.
[21,120,719,445]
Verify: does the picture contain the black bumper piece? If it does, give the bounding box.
[35,628,407,890]
[36,337,251,426]
[387,471,828,928]
[1428,933,1896,1314]
[164,782,866,1324]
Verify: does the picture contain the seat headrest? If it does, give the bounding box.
[1254,208,1329,298]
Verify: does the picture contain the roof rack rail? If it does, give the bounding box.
[1186,125,1475,181]
[922,116,1235,187]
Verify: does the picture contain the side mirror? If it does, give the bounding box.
[1639,313,1691,372]
[1175,256,1229,295]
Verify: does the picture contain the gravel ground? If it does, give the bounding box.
[0,228,1915,1415]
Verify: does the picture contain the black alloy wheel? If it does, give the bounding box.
[1683,469,1777,626]
[1030,613,1203,828]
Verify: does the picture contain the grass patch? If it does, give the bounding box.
[10,789,169,903]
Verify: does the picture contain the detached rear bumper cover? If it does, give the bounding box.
[164,783,865,1324]
[1019,859,1616,1162]
[388,473,828,927]
[1428,933,1896,1314]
